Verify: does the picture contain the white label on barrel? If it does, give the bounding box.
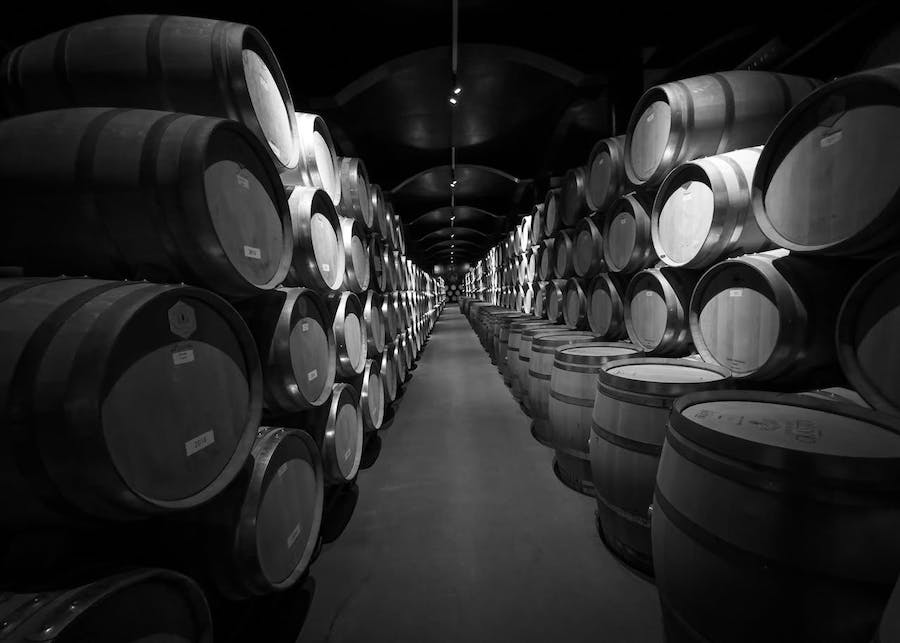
[646,112,655,122]
[172,349,195,366]
[344,446,352,460]
[302,323,309,332]
[308,369,318,381]
[236,175,250,190]
[729,289,742,297]
[322,264,331,272]
[287,522,303,549]
[185,430,215,457]
[243,246,262,259]
[820,130,842,148]
[646,291,654,297]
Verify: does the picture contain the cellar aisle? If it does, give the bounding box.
[300,308,663,643]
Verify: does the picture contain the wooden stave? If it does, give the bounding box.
[284,112,341,202]
[0,108,293,299]
[236,287,336,414]
[651,146,772,269]
[560,166,591,227]
[573,214,606,278]
[508,320,559,396]
[517,325,566,411]
[497,314,535,378]
[531,203,546,245]
[624,71,821,187]
[545,279,568,325]
[337,157,374,230]
[691,252,867,384]
[325,291,367,379]
[0,277,262,524]
[552,229,577,279]
[590,358,731,573]
[624,266,699,356]
[203,426,323,598]
[562,277,589,330]
[537,238,556,282]
[654,390,900,642]
[602,192,658,274]
[751,66,900,257]
[0,15,299,174]
[587,272,629,340]
[285,187,346,292]
[338,216,371,293]
[543,189,563,238]
[586,135,628,212]
[0,568,213,642]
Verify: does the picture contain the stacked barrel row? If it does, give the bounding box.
[0,13,444,641]
[462,64,900,642]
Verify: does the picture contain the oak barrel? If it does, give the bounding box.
[325,291,367,378]
[527,331,600,437]
[752,65,900,257]
[303,383,363,485]
[553,228,577,279]
[508,320,557,396]
[353,359,385,432]
[0,568,212,642]
[517,325,565,412]
[563,278,589,330]
[545,279,568,324]
[652,146,772,268]
[371,185,390,243]
[654,391,900,642]
[338,215,371,293]
[283,112,340,201]
[0,278,260,525]
[602,192,658,274]
[0,108,292,298]
[691,251,867,384]
[537,238,556,281]
[236,287,335,413]
[362,290,386,357]
[590,358,730,573]
[380,347,399,404]
[543,189,563,238]
[624,266,699,356]
[285,187,346,292]
[0,15,300,173]
[625,71,820,187]
[586,135,627,212]
[531,203,546,245]
[587,273,629,340]
[338,157,374,230]
[573,214,606,278]
[369,234,388,292]
[547,342,641,494]
[560,166,591,226]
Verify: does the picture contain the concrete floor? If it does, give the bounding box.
[300,308,663,643]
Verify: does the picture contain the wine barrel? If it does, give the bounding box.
[752,66,900,257]
[0,569,212,642]
[624,70,820,187]
[304,383,363,485]
[522,284,535,315]
[285,187,346,291]
[691,250,867,384]
[528,331,601,443]
[560,166,591,226]
[590,358,731,573]
[204,426,323,598]
[547,342,642,494]
[370,184,388,240]
[381,245,398,291]
[652,146,771,268]
[508,320,558,394]
[837,253,900,414]
[545,279,568,324]
[0,108,292,298]
[362,291,386,358]
[368,235,388,292]
[654,391,900,642]
[379,348,399,404]
[573,214,605,278]
[0,278,260,525]
[533,239,551,282]
[497,314,534,378]
[563,278,589,330]
[518,214,534,253]
[283,112,340,202]
[602,192,658,274]
[553,229,577,279]
[388,338,407,386]
[337,157,374,230]
[587,273,629,340]
[338,216,371,293]
[382,293,400,340]
[325,291,367,378]
[353,359,385,432]
[531,203,546,245]
[236,287,335,413]
[586,135,627,212]
[624,266,699,356]
[0,15,300,173]
[517,325,564,412]
[543,189,563,238]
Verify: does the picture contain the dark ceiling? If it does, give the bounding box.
[1,1,897,269]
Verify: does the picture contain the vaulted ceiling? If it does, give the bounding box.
[1,1,893,270]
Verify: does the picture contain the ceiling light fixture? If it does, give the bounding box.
[453,86,462,95]
[449,96,458,105]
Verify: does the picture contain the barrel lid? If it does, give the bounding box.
[670,391,900,482]
[533,332,598,353]
[555,342,641,365]
[522,324,565,339]
[599,357,730,397]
